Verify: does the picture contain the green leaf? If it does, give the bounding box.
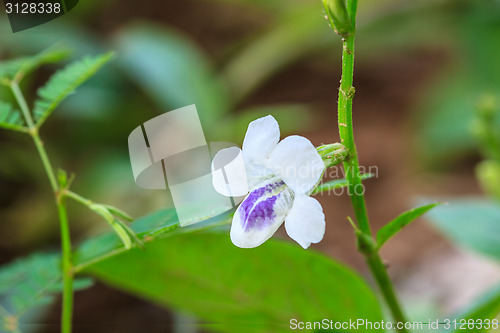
[114,24,229,126]
[0,254,60,321]
[414,70,481,167]
[0,253,91,333]
[1,206,382,332]
[426,198,500,261]
[0,46,70,84]
[448,284,500,333]
[0,101,27,133]
[32,52,114,127]
[83,233,384,333]
[376,203,442,248]
[414,1,500,167]
[311,173,374,195]
[73,208,232,270]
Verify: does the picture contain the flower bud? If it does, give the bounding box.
[323,0,351,36]
[317,143,348,168]
[57,168,75,189]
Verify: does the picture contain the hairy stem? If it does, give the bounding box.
[336,0,409,330]
[338,33,371,236]
[11,82,73,333]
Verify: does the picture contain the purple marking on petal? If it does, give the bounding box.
[239,180,287,231]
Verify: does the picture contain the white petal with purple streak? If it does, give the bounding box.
[284,194,325,249]
[230,177,294,248]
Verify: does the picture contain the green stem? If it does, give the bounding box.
[338,33,371,236]
[33,134,58,192]
[366,254,408,325]
[10,82,35,129]
[11,82,58,192]
[10,82,74,333]
[57,195,73,333]
[64,190,92,206]
[335,1,409,330]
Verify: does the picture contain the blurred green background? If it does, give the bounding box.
[1,0,500,332]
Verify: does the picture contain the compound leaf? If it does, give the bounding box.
[0,101,26,133]
[33,52,114,127]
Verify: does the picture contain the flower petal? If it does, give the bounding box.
[242,115,280,165]
[244,161,275,191]
[285,194,325,249]
[267,135,324,194]
[211,147,249,197]
[231,177,294,248]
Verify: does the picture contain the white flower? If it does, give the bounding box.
[211,115,326,249]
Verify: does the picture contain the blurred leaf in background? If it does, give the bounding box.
[450,283,500,333]
[114,24,230,127]
[421,198,500,328]
[426,199,500,262]
[414,0,500,167]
